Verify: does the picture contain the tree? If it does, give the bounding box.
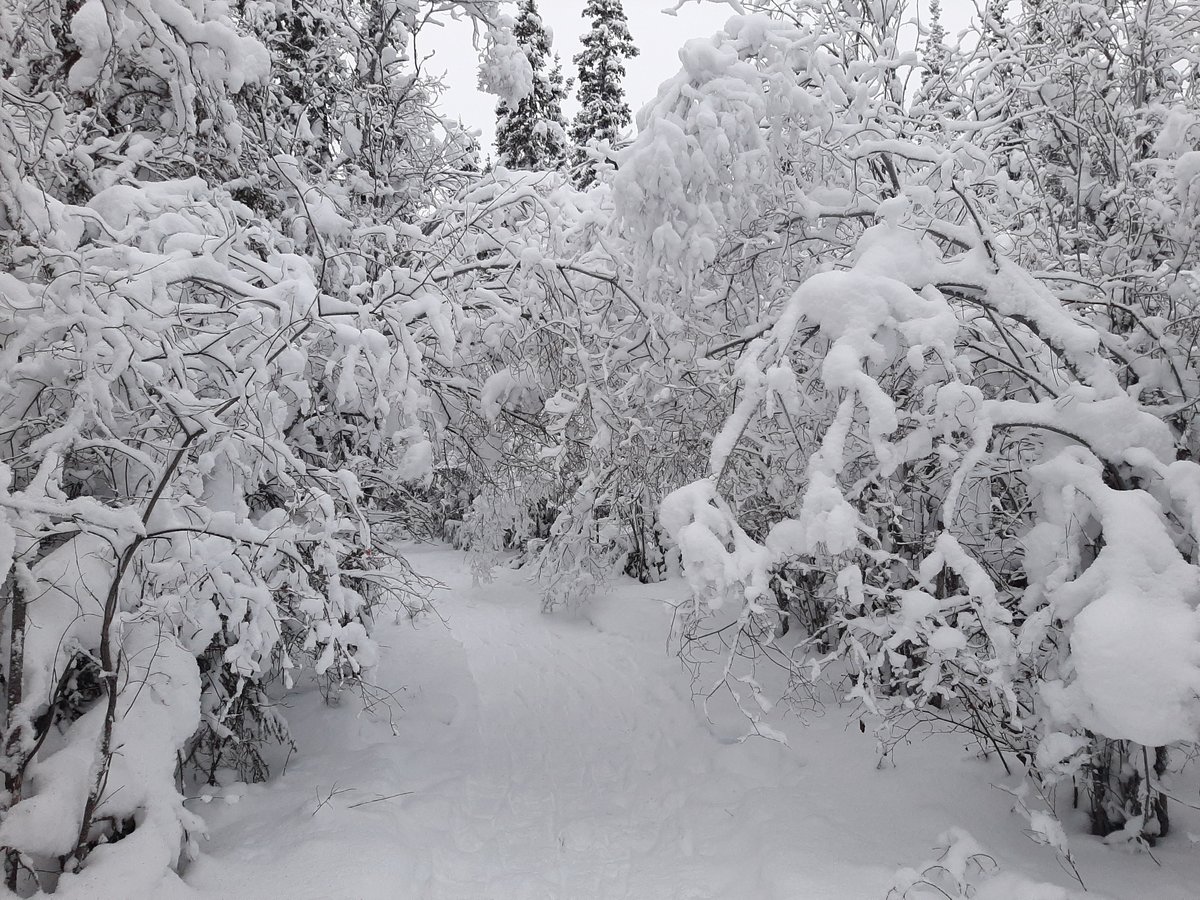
[495,0,569,169]
[919,0,949,93]
[0,0,530,892]
[571,0,639,186]
[548,53,572,156]
[612,0,1200,858]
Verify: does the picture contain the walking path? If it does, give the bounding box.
[182,545,1190,899]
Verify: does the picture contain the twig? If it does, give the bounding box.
[346,791,413,809]
[311,783,354,817]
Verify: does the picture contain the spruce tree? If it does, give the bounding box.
[548,53,572,150]
[571,0,639,186]
[495,0,569,170]
[913,0,953,121]
[924,0,948,81]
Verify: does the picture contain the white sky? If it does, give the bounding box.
[420,1,984,156]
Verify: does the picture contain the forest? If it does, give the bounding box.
[3,0,1200,896]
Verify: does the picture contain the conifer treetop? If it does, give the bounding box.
[571,0,639,184]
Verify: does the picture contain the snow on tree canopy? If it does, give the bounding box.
[649,0,1200,851]
[478,14,535,105]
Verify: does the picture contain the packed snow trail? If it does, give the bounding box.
[183,545,1198,900]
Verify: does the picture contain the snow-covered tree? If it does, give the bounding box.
[495,0,570,170]
[623,2,1200,851]
[571,0,639,186]
[917,0,949,96]
[0,0,531,892]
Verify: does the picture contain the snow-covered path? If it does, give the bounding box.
[431,571,686,898]
[183,545,1200,900]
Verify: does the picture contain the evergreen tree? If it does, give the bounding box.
[923,0,948,81]
[571,0,639,186]
[495,0,569,169]
[913,0,953,121]
[548,54,571,136]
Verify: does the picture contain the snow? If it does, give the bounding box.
[1174,151,1200,208]
[1035,732,1090,776]
[480,367,517,422]
[797,469,861,555]
[66,0,114,92]
[928,624,968,653]
[8,0,1200,892]
[1032,451,1200,746]
[660,478,770,606]
[1066,591,1200,747]
[174,545,1200,900]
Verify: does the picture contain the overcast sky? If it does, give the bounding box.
[420,1,984,156]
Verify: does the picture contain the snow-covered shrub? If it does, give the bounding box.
[889,827,1086,900]
[413,165,703,601]
[0,0,519,892]
[0,141,399,893]
[647,0,1200,848]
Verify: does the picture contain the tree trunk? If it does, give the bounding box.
[3,573,26,891]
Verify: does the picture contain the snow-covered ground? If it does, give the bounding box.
[182,545,1200,899]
